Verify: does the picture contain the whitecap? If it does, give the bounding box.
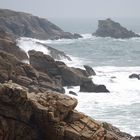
[17,37,50,56]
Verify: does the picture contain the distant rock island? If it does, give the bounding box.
[0,9,82,40]
[93,18,140,39]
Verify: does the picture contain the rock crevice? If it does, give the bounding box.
[0,82,134,140]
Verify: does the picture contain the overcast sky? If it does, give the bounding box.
[0,0,140,18]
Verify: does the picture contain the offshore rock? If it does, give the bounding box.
[0,82,133,140]
[129,73,140,80]
[69,91,78,96]
[80,79,110,93]
[93,18,140,39]
[84,65,96,76]
[0,9,82,40]
[0,29,28,60]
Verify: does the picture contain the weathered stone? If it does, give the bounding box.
[80,79,110,93]
[59,66,91,86]
[16,75,33,87]
[0,50,64,93]
[28,50,60,76]
[84,65,96,76]
[69,91,78,96]
[129,73,140,80]
[0,29,28,60]
[93,18,140,39]
[73,33,82,39]
[0,82,134,140]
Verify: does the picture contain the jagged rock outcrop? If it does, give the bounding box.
[29,50,91,86]
[129,73,140,80]
[69,91,78,96]
[0,9,82,40]
[0,82,134,140]
[0,50,64,93]
[36,42,71,60]
[84,65,96,76]
[80,79,110,93]
[0,29,28,60]
[93,18,140,39]
[28,50,110,92]
[133,136,140,140]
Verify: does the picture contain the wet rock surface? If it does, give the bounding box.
[84,65,96,76]
[69,91,78,96]
[28,50,110,93]
[28,50,90,86]
[129,73,140,80]
[80,79,110,93]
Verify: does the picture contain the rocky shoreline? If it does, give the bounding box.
[0,82,135,140]
[0,8,139,140]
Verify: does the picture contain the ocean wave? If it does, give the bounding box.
[81,33,92,39]
[64,65,140,135]
[17,37,50,56]
[93,66,140,73]
[63,55,85,68]
[130,37,140,42]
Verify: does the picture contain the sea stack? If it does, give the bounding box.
[93,18,140,39]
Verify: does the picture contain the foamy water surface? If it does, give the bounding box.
[17,35,140,136]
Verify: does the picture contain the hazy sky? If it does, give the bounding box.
[0,0,140,18]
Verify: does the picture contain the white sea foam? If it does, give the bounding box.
[65,66,140,136]
[17,37,50,56]
[81,33,92,39]
[17,36,140,135]
[63,56,85,68]
[130,37,140,42]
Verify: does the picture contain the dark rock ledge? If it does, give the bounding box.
[28,50,109,93]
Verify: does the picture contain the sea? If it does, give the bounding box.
[17,18,140,136]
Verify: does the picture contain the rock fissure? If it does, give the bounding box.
[0,113,33,128]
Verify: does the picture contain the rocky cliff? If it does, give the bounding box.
[93,18,140,39]
[0,82,134,140]
[0,9,82,40]
[0,29,28,60]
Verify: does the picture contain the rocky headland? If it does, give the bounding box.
[93,18,140,39]
[0,9,82,40]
